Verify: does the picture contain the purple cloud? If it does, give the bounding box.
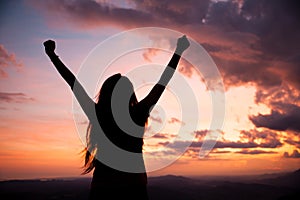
[0,92,35,103]
[0,44,23,78]
[250,104,300,132]
[236,149,277,155]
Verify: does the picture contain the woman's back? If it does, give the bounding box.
[89,99,149,199]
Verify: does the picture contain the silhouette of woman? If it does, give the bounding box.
[44,35,190,200]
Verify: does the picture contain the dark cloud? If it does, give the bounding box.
[31,0,210,28]
[284,139,300,148]
[30,0,155,29]
[128,0,210,25]
[239,129,281,145]
[254,84,300,105]
[168,137,281,150]
[183,147,200,159]
[194,130,217,141]
[30,0,300,89]
[157,139,280,159]
[226,129,283,150]
[236,149,277,155]
[208,139,281,149]
[211,150,231,154]
[202,0,300,91]
[250,103,300,132]
[149,115,163,123]
[283,150,300,158]
[158,129,282,159]
[148,129,282,159]
[30,0,300,135]
[168,117,185,125]
[250,85,300,133]
[152,133,169,139]
[0,92,35,103]
[206,0,244,31]
[242,0,300,59]
[158,141,170,146]
[0,44,23,78]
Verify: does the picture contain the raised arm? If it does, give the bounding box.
[44,40,96,122]
[139,35,190,113]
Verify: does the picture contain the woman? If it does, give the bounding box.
[44,35,190,199]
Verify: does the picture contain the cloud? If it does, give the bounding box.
[284,139,300,148]
[250,84,300,133]
[34,0,210,28]
[178,59,194,78]
[151,133,169,139]
[142,48,159,62]
[158,139,279,159]
[30,0,300,136]
[155,129,282,159]
[158,141,170,146]
[254,83,300,105]
[167,137,281,150]
[0,44,23,78]
[0,92,35,103]
[29,0,156,29]
[283,150,300,158]
[194,139,281,149]
[239,129,281,146]
[236,149,277,155]
[207,0,300,87]
[250,103,300,132]
[224,128,282,150]
[203,0,300,98]
[147,128,283,160]
[30,0,300,88]
[183,147,201,159]
[210,150,231,154]
[132,0,210,25]
[149,115,163,123]
[168,117,185,125]
[194,130,212,140]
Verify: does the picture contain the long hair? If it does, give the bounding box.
[82,73,138,174]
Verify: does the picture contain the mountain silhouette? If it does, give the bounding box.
[1,169,299,200]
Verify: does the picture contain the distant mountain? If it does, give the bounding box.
[0,178,91,200]
[147,171,300,200]
[1,170,299,200]
[260,168,300,189]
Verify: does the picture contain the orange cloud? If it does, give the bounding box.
[142,48,159,62]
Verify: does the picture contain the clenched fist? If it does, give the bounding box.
[43,40,56,55]
[176,35,190,55]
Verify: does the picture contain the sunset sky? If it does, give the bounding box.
[0,0,299,180]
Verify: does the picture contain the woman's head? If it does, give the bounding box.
[96,73,121,104]
[96,73,137,108]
